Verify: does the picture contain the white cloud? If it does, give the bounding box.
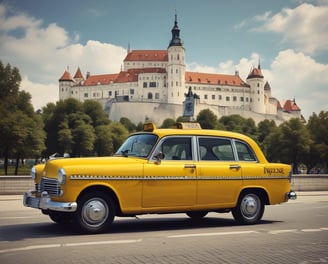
[253,3,328,54]
[187,50,328,119]
[21,76,58,110]
[187,62,217,73]
[0,4,126,110]
[268,49,328,118]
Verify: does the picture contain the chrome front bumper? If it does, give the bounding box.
[23,191,77,212]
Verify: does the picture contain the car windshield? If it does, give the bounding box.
[115,134,158,158]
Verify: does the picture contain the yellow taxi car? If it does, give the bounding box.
[24,122,296,233]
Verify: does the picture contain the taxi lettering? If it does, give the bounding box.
[264,167,284,175]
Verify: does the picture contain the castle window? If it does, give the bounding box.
[233,96,237,101]
[176,69,178,74]
[240,97,244,102]
[143,82,147,88]
[149,82,156,88]
[177,54,180,60]
[204,94,208,99]
[176,81,178,86]
[257,83,260,87]
[109,91,112,96]
[84,93,88,98]
[226,96,230,101]
[130,89,134,95]
[246,97,249,102]
[212,95,215,100]
[148,92,153,99]
[257,90,260,94]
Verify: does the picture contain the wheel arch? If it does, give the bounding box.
[238,187,269,205]
[77,185,122,216]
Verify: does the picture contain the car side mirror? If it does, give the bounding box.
[154,152,165,164]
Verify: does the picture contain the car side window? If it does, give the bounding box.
[198,137,235,161]
[160,137,192,160]
[235,141,257,161]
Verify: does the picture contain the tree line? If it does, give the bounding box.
[1,61,327,175]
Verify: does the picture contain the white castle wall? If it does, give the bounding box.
[104,100,287,126]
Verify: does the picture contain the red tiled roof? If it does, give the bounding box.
[82,68,166,85]
[74,67,84,79]
[59,70,74,81]
[185,72,248,87]
[124,50,168,62]
[264,81,271,90]
[247,67,263,79]
[282,99,301,112]
[116,68,166,83]
[83,73,119,86]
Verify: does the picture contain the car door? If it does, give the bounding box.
[142,136,197,208]
[196,136,242,207]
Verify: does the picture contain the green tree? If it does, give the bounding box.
[72,119,95,156]
[0,61,45,174]
[94,125,114,156]
[120,117,136,132]
[42,99,96,157]
[306,111,328,172]
[83,100,109,126]
[160,118,175,128]
[266,118,312,173]
[57,118,73,154]
[108,122,129,152]
[257,119,277,155]
[219,115,257,139]
[196,109,218,129]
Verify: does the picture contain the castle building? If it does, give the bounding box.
[59,14,302,125]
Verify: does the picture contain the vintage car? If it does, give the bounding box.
[24,122,296,233]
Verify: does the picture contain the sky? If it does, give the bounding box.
[0,0,327,120]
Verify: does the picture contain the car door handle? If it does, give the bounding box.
[229,164,241,170]
[184,164,196,169]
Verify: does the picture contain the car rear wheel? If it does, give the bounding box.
[232,192,264,225]
[74,191,115,233]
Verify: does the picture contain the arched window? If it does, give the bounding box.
[148,92,153,99]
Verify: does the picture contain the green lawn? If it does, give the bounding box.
[0,165,33,175]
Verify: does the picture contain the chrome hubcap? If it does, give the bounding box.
[82,198,108,227]
[241,194,259,219]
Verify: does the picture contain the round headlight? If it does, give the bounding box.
[57,168,66,185]
[30,166,36,180]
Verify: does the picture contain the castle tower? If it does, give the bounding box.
[246,62,265,114]
[167,12,186,104]
[73,67,84,84]
[59,70,74,100]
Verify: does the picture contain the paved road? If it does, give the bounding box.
[0,192,327,264]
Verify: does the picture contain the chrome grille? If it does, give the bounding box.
[40,177,61,196]
[35,183,41,193]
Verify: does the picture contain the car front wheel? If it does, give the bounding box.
[232,192,264,225]
[74,191,115,233]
